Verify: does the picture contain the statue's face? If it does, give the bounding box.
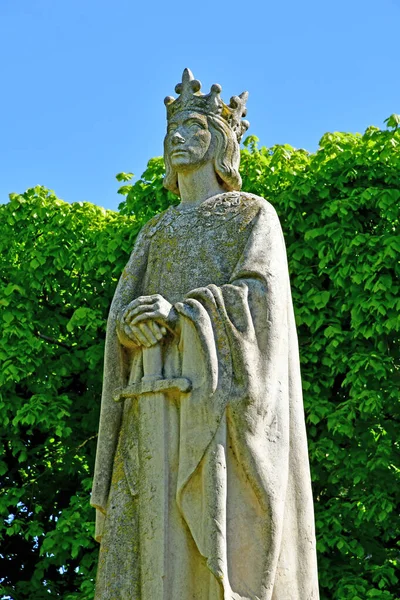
[164,111,213,172]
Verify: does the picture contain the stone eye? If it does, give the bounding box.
[186,121,203,131]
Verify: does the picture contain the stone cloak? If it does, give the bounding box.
[91,192,319,600]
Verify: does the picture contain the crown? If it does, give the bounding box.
[164,68,250,143]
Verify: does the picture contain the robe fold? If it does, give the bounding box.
[91,191,319,600]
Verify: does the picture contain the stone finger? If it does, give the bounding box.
[149,321,165,340]
[124,323,141,346]
[128,295,160,309]
[130,324,151,347]
[130,312,160,326]
[126,304,156,321]
[137,322,158,345]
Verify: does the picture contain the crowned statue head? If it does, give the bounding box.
[163,69,250,196]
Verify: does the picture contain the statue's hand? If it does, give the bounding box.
[124,294,180,334]
[120,319,166,348]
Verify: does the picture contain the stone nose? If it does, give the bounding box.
[171,131,185,145]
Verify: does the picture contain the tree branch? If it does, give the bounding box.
[35,331,70,349]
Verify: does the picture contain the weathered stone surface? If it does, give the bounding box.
[91,69,320,599]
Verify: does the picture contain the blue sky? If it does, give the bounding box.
[1,0,399,211]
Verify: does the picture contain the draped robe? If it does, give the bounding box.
[91,191,320,600]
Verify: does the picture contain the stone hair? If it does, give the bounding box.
[163,114,242,196]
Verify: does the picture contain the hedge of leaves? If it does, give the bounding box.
[0,116,399,599]
[0,192,139,599]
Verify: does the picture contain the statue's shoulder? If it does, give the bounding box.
[195,192,280,231]
[137,208,174,240]
[237,191,280,221]
[201,191,274,212]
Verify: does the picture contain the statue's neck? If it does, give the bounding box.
[177,162,226,207]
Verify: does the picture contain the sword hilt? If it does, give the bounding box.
[113,338,191,402]
[142,343,163,382]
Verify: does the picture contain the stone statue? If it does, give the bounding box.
[91,68,320,600]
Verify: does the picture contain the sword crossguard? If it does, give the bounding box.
[113,343,192,402]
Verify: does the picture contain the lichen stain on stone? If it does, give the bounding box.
[111,453,125,486]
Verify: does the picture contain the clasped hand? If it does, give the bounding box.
[120,294,178,348]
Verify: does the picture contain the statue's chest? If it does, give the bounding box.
[143,206,254,302]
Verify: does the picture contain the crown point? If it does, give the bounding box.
[175,83,182,94]
[191,79,201,93]
[211,83,222,94]
[182,68,194,82]
[164,96,175,106]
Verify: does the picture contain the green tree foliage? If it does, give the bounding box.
[1,117,399,599]
[239,126,400,600]
[0,190,139,599]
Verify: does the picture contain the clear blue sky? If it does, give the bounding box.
[1,0,399,211]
